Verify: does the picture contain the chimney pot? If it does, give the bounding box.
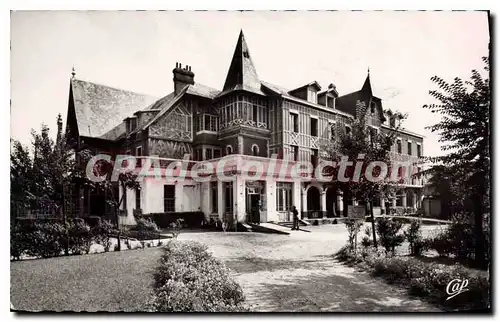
[179,63,182,69]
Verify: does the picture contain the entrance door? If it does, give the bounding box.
[249,194,260,223]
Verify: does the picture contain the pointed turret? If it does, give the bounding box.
[221,30,263,96]
[360,70,373,98]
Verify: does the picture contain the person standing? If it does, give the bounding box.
[291,205,299,230]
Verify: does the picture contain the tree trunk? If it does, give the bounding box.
[369,200,377,248]
[473,193,485,269]
[115,207,121,251]
[62,206,69,256]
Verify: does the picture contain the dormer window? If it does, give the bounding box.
[308,89,317,104]
[370,101,376,114]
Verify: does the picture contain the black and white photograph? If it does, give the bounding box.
[8,9,491,313]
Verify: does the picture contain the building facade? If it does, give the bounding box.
[66,30,426,226]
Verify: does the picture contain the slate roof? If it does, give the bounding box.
[219,30,265,97]
[289,81,322,93]
[187,82,220,99]
[70,78,158,140]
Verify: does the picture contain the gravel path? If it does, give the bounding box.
[11,224,442,312]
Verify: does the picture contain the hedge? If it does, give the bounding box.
[11,217,117,260]
[143,212,205,228]
[149,240,247,312]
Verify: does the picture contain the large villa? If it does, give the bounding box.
[65,30,426,226]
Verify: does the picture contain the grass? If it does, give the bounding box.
[11,247,163,312]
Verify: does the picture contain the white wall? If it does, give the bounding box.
[266,178,277,222]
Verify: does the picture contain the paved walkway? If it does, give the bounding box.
[178,225,440,312]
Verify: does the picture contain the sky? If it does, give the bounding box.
[10,11,490,157]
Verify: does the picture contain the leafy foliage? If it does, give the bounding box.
[337,248,490,311]
[423,57,490,268]
[404,220,422,256]
[344,219,363,250]
[375,217,405,254]
[10,218,116,259]
[11,115,76,217]
[149,240,247,312]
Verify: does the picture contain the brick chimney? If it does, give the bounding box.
[173,62,195,95]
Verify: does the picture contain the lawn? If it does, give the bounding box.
[11,224,442,312]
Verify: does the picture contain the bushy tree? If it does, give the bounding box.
[328,102,407,247]
[423,56,490,268]
[11,114,76,218]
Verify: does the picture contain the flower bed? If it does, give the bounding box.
[148,240,248,312]
[335,247,490,311]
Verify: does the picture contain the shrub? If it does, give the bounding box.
[26,221,66,258]
[143,212,204,228]
[428,231,453,257]
[344,219,363,250]
[404,220,422,256]
[67,220,92,255]
[149,240,247,312]
[170,219,183,239]
[338,247,490,311]
[133,218,161,241]
[92,220,116,252]
[361,226,373,248]
[10,223,28,260]
[375,217,405,254]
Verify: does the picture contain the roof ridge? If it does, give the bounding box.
[71,77,158,100]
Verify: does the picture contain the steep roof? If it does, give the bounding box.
[335,73,384,120]
[219,30,264,97]
[289,81,322,93]
[360,73,373,98]
[261,81,353,119]
[69,78,158,139]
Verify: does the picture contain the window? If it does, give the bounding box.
[225,182,233,213]
[130,118,137,132]
[417,144,422,158]
[135,188,141,210]
[214,149,221,159]
[311,149,319,168]
[206,148,213,160]
[276,182,293,212]
[327,96,334,108]
[253,105,258,122]
[194,148,202,161]
[310,117,318,137]
[197,114,218,132]
[226,145,233,155]
[211,182,218,213]
[292,145,299,161]
[369,127,377,145]
[345,125,351,136]
[308,89,317,103]
[252,145,259,156]
[163,185,175,212]
[290,112,299,132]
[330,122,336,140]
[136,146,142,167]
[370,101,376,114]
[397,139,402,154]
[407,141,412,156]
